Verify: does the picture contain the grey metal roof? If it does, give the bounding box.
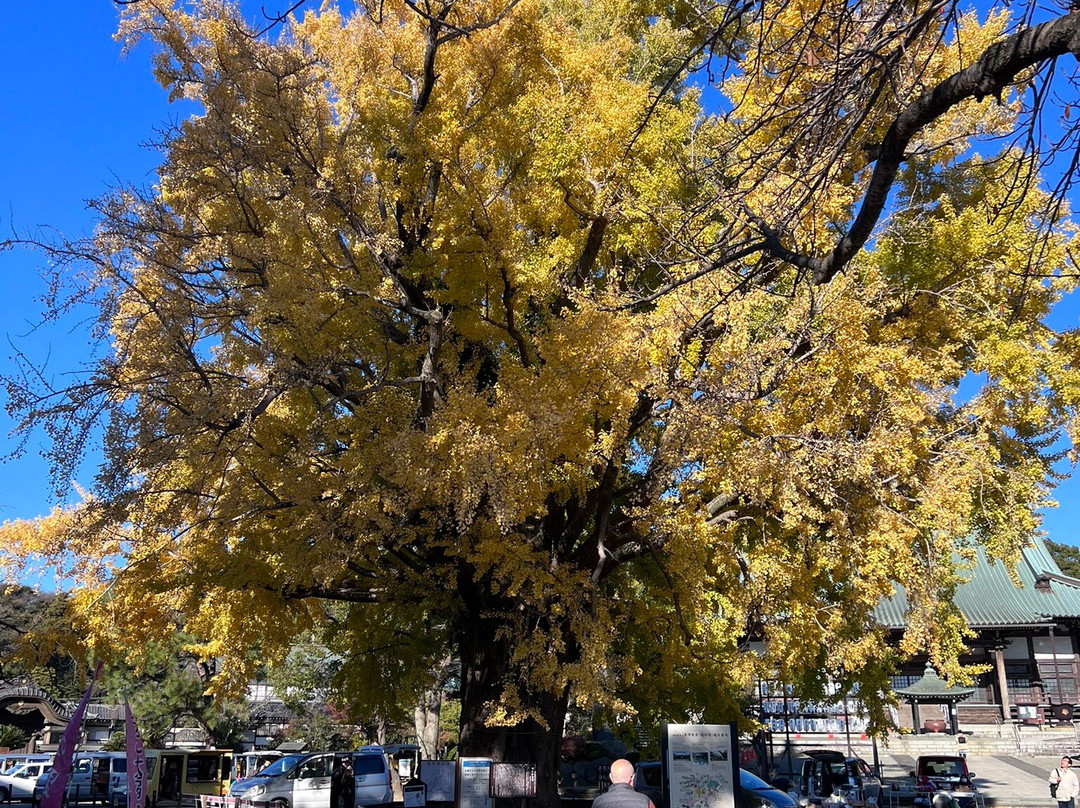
[82,704,124,721]
[875,536,1080,630]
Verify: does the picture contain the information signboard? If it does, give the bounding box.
[661,723,739,808]
[420,760,457,803]
[457,758,492,808]
[404,781,428,808]
[490,763,537,798]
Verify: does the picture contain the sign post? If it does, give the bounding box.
[420,760,457,803]
[457,759,492,808]
[404,780,428,808]
[661,723,740,808]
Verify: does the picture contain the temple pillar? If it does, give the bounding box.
[994,648,1011,721]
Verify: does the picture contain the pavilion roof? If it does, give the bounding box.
[894,663,975,703]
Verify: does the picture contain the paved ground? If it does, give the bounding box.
[0,756,1066,808]
[766,750,1070,808]
[874,753,1064,808]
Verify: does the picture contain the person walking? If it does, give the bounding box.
[592,760,656,808]
[1051,756,1079,808]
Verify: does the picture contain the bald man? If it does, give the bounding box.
[592,759,657,808]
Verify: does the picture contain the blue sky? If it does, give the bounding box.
[0,1,173,524]
[2,2,1080,559]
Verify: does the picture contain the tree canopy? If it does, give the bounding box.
[0,586,82,700]
[1047,539,1080,578]
[3,0,1080,800]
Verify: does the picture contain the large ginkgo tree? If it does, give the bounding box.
[4,0,1080,802]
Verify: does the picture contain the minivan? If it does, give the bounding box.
[34,752,129,804]
[230,748,395,808]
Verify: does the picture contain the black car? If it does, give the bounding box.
[798,751,881,808]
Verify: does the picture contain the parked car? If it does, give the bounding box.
[742,769,799,808]
[0,762,52,802]
[632,762,797,808]
[228,754,317,806]
[352,747,399,807]
[235,752,284,784]
[0,757,51,777]
[229,749,395,808]
[798,750,881,808]
[34,752,129,805]
[911,756,977,808]
[633,761,664,806]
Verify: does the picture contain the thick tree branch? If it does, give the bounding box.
[279,583,384,603]
[762,12,1080,284]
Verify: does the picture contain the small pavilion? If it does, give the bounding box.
[894,662,975,734]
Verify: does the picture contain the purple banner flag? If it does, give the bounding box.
[41,661,102,808]
[124,701,147,808]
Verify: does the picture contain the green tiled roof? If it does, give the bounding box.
[875,537,1080,630]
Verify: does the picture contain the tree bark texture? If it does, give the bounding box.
[457,601,574,808]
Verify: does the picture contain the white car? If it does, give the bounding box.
[0,761,52,802]
[0,757,51,777]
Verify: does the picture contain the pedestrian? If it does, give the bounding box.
[1050,756,1079,808]
[592,760,656,808]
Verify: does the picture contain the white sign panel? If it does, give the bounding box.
[420,760,456,803]
[663,723,738,808]
[457,758,492,808]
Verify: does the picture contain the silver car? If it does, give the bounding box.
[230,749,394,808]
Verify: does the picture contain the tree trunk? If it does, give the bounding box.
[457,609,573,808]
[414,687,442,760]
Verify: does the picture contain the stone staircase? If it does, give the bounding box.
[776,724,1080,761]
[883,725,1080,757]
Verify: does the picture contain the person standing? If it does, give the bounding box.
[1051,756,1079,808]
[592,760,656,808]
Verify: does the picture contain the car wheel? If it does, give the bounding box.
[0,786,10,803]
[270,799,290,808]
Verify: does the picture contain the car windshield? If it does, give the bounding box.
[256,756,307,778]
[636,766,662,788]
[741,770,797,808]
[741,771,775,791]
[920,759,967,778]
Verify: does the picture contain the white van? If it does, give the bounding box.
[230,749,394,808]
[34,752,128,804]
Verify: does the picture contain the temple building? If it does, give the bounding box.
[757,537,1080,738]
[879,536,1080,730]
